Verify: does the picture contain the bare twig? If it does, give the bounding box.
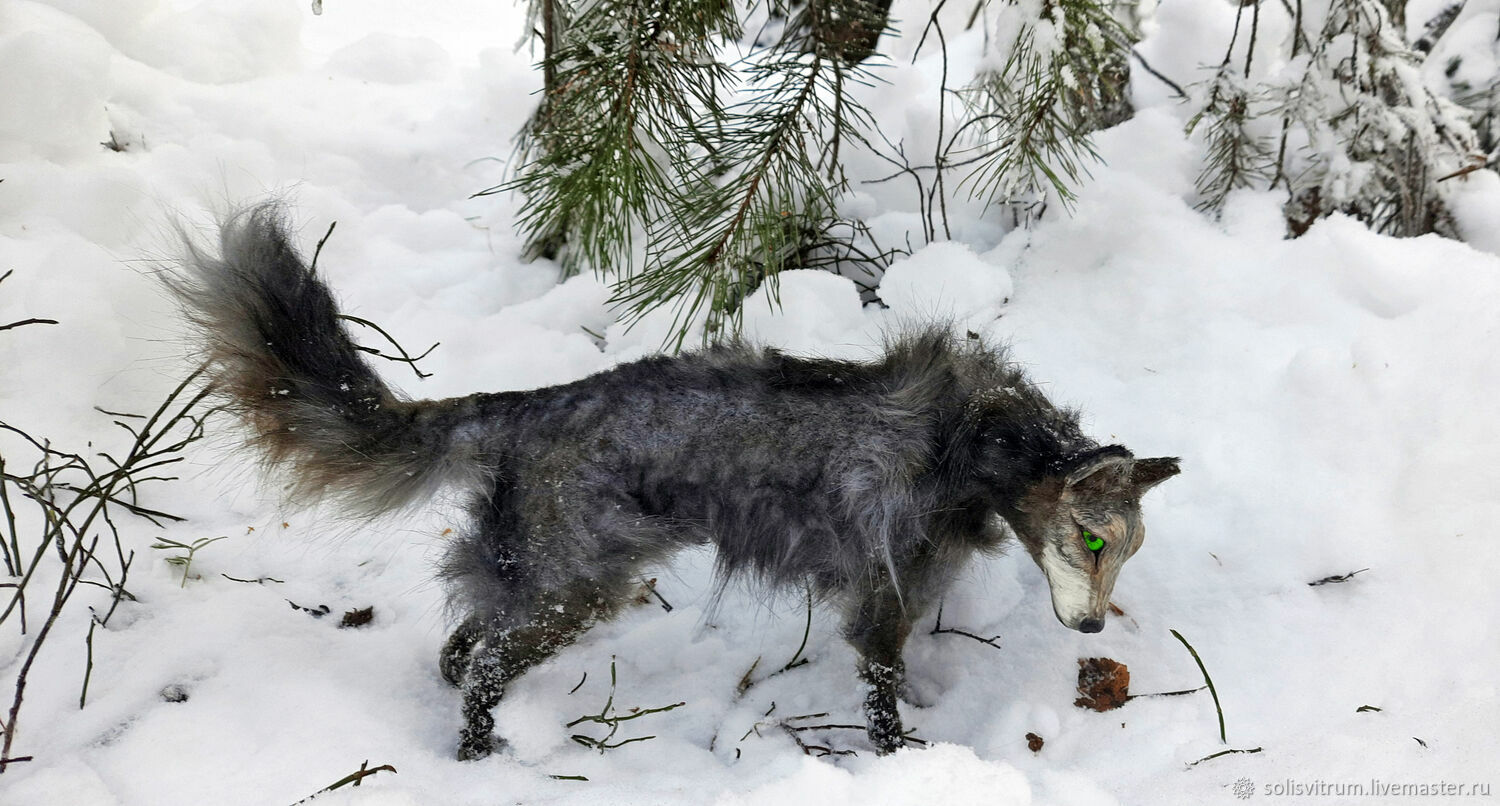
[0,318,59,333]
[640,577,673,612]
[289,760,397,805]
[566,658,685,752]
[1128,685,1207,701]
[0,458,19,577]
[1308,568,1369,586]
[779,721,858,757]
[0,270,59,333]
[309,221,336,274]
[79,615,98,709]
[220,573,284,584]
[337,314,439,380]
[1131,49,1189,100]
[1437,162,1485,182]
[1170,629,1226,743]
[916,0,954,239]
[1187,746,1262,767]
[930,602,1003,652]
[771,714,928,756]
[733,587,818,700]
[1244,0,1263,78]
[735,656,761,697]
[781,586,813,671]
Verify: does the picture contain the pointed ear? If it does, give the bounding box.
[1130,457,1181,494]
[1062,445,1134,489]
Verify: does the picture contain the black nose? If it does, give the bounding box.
[1078,618,1104,633]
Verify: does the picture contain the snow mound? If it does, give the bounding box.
[742,269,869,355]
[324,33,451,83]
[0,27,112,161]
[877,241,1013,328]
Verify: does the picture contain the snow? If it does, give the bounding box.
[3,1,1499,805]
[878,241,1014,328]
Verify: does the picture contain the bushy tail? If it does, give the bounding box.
[166,203,485,515]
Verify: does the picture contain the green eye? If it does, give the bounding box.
[1084,530,1104,552]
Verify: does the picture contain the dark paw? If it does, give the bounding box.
[456,742,490,762]
[864,708,907,756]
[863,684,906,756]
[456,733,507,761]
[869,730,905,756]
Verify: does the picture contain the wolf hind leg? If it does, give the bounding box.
[843,585,915,755]
[455,581,624,761]
[439,615,483,688]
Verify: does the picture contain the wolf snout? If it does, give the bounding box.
[1077,617,1104,633]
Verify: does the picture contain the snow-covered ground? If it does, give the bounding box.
[2,1,1498,804]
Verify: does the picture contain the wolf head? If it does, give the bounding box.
[1008,447,1179,633]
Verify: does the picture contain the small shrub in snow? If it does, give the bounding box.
[566,658,685,752]
[150,534,230,587]
[0,345,214,771]
[1191,0,1479,238]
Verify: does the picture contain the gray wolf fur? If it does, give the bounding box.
[166,203,1180,759]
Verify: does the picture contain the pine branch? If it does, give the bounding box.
[492,0,739,277]
[614,0,889,348]
[1188,69,1275,214]
[956,0,1134,209]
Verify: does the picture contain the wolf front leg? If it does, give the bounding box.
[844,586,914,755]
[453,584,620,761]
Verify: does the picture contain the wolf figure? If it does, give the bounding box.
[166,204,1179,760]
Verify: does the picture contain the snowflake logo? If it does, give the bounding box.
[1231,777,1255,800]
